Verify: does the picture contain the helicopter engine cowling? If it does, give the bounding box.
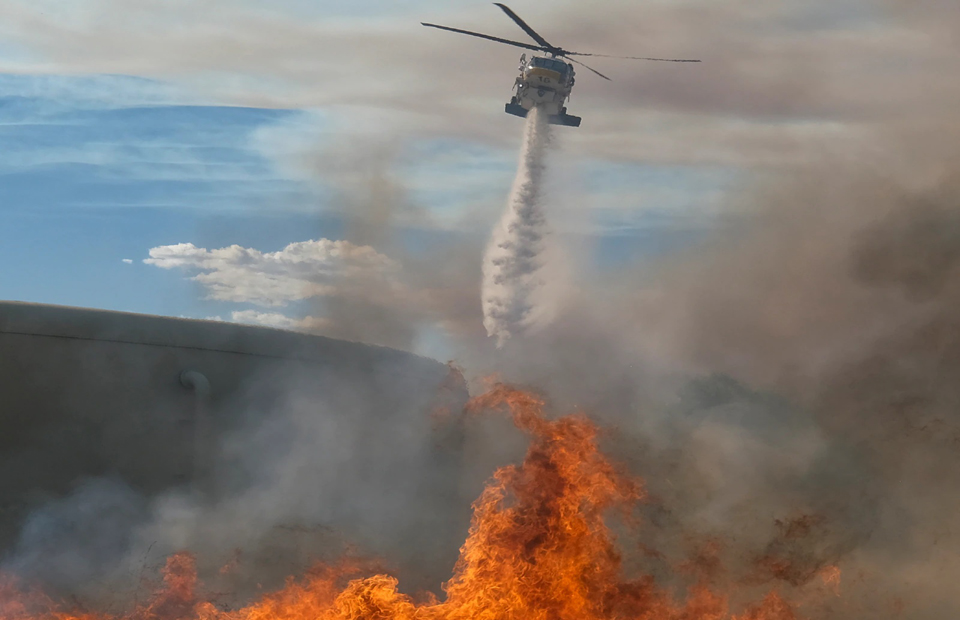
[524,66,564,88]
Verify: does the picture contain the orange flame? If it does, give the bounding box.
[1,384,806,620]
[818,566,841,597]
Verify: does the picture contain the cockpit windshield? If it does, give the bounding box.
[530,57,569,74]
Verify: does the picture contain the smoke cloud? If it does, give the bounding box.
[0,356,477,608]
[6,3,960,619]
[13,119,960,620]
[620,155,960,617]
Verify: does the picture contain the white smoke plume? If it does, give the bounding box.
[481,106,553,346]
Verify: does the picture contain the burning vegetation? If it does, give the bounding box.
[0,384,834,620]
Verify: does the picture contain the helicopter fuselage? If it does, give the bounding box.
[505,54,582,127]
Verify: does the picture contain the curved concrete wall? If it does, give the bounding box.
[0,302,461,558]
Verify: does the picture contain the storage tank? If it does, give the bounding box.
[0,301,468,575]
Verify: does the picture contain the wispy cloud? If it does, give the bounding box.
[0,0,953,166]
[0,73,194,111]
[0,76,318,212]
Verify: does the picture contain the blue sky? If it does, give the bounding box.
[0,69,721,331]
[0,74,319,316]
[0,0,932,354]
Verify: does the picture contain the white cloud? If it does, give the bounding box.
[144,239,398,307]
[230,310,331,332]
[142,231,487,352]
[121,258,133,264]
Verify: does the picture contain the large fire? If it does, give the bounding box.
[1,385,808,620]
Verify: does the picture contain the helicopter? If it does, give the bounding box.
[422,3,700,128]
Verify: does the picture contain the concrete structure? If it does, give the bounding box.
[0,301,463,559]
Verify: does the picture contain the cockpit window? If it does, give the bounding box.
[531,57,568,73]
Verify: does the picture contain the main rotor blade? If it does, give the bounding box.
[493,3,554,49]
[566,51,701,63]
[568,57,611,81]
[421,22,543,52]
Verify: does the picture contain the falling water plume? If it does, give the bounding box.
[482,106,553,347]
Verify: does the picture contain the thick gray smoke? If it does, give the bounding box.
[5,4,960,616]
[7,135,960,620]
[481,106,553,346]
[623,159,960,618]
[6,158,960,619]
[0,358,481,608]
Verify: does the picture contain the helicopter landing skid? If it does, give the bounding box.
[505,102,581,127]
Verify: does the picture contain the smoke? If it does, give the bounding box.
[9,121,960,620]
[6,5,960,618]
[460,57,960,616]
[590,143,960,616]
[0,358,479,608]
[7,156,960,619]
[290,133,487,352]
[481,106,554,347]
